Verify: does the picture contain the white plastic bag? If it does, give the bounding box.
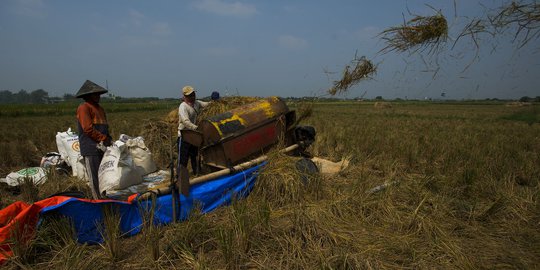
[1,167,47,186]
[125,136,157,176]
[98,143,142,194]
[40,152,63,168]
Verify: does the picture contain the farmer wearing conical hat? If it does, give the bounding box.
[75,80,112,199]
[178,85,209,175]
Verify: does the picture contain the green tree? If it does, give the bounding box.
[519,96,531,102]
[0,90,14,103]
[30,89,48,103]
[14,90,30,103]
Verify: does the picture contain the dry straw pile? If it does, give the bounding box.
[140,120,176,169]
[328,56,377,96]
[380,12,448,54]
[251,144,320,207]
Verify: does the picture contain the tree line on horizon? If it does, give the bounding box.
[1,88,538,104]
[0,89,53,104]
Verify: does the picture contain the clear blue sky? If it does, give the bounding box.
[1,0,538,100]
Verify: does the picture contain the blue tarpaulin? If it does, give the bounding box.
[40,163,264,244]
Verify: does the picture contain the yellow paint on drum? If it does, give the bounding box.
[211,114,247,137]
[237,98,278,119]
[209,97,283,137]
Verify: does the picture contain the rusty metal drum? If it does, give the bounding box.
[198,97,295,168]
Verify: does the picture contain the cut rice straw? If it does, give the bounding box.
[490,1,540,48]
[328,56,377,96]
[379,12,448,54]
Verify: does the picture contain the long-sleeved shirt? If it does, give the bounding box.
[177,100,209,137]
[76,101,110,156]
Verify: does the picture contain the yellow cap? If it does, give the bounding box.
[182,86,195,96]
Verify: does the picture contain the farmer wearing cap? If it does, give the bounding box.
[211,91,220,101]
[178,85,209,175]
[76,80,112,199]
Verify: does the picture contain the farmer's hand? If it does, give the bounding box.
[103,137,112,147]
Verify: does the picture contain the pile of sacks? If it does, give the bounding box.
[56,130,159,195]
[98,135,157,195]
[0,128,80,186]
[1,129,158,197]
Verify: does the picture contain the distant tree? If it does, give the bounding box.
[519,96,531,102]
[535,96,540,102]
[375,96,383,100]
[0,90,14,103]
[63,93,76,100]
[30,89,48,103]
[14,90,30,103]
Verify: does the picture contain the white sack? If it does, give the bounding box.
[1,167,47,186]
[98,143,142,194]
[125,136,157,176]
[56,128,82,177]
[311,157,351,176]
[55,131,69,161]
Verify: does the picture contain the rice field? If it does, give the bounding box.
[0,100,539,269]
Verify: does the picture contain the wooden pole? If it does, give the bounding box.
[138,144,299,201]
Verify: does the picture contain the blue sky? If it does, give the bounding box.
[0,0,538,99]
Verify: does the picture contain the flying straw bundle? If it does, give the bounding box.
[328,56,376,96]
[490,1,540,47]
[380,12,448,54]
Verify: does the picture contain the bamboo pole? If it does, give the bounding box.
[138,144,299,201]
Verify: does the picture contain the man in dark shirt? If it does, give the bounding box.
[75,80,112,199]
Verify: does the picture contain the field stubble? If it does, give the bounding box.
[0,101,539,269]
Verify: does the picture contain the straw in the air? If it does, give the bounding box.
[491,1,540,47]
[380,12,448,54]
[328,56,376,96]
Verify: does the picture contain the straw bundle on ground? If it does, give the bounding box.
[140,120,176,169]
[328,56,377,96]
[251,145,319,207]
[379,12,448,54]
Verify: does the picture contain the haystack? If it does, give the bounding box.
[251,144,318,207]
[328,56,376,96]
[380,12,448,54]
[139,120,176,169]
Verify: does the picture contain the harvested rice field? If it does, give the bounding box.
[0,100,539,269]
